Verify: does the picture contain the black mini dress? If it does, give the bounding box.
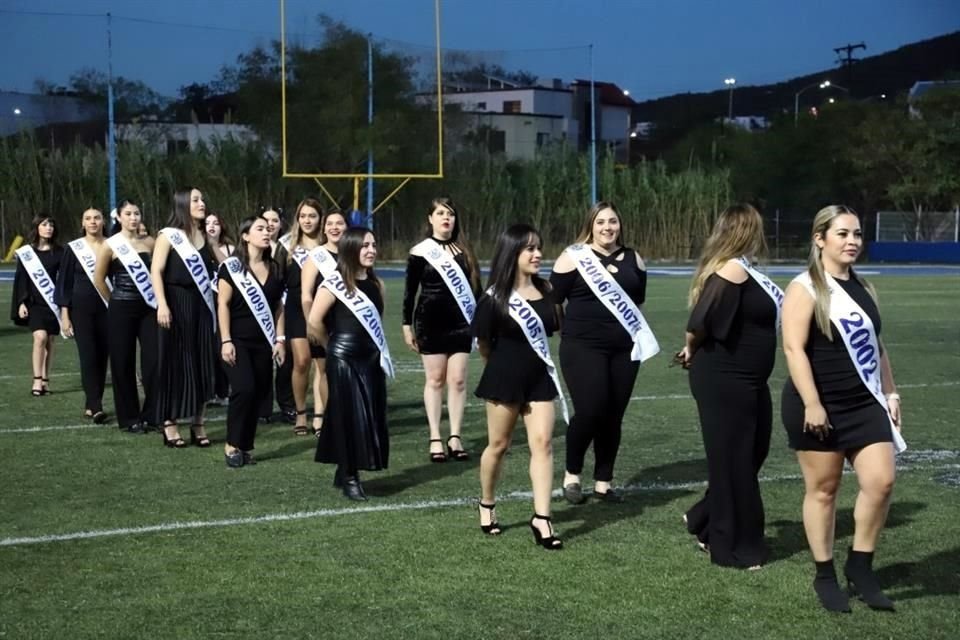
[11,246,63,334]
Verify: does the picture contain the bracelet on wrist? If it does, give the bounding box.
[885,392,901,402]
[221,339,233,346]
[275,335,286,343]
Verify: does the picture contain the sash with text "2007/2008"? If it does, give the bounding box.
[321,271,394,379]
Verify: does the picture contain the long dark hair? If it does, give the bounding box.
[28,214,60,249]
[486,223,549,317]
[206,213,234,248]
[166,187,202,232]
[233,215,277,278]
[424,196,482,293]
[336,226,380,295]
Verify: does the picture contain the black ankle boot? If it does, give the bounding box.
[813,560,851,613]
[844,548,895,611]
[341,476,367,502]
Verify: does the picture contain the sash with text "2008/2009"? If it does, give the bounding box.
[412,238,476,325]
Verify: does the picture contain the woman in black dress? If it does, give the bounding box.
[782,205,901,612]
[677,204,780,569]
[262,206,294,422]
[93,200,158,434]
[551,202,648,504]
[12,215,64,396]
[307,227,389,501]
[474,224,563,550]
[402,197,481,462]
[56,208,110,422]
[217,215,286,467]
[151,188,218,448]
[299,207,347,434]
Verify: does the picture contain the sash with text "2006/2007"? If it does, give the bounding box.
[321,271,395,379]
[160,228,216,325]
[223,256,276,348]
[68,238,112,307]
[14,245,63,335]
[794,271,906,454]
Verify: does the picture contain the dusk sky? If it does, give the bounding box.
[1,0,957,100]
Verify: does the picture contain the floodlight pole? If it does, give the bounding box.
[589,44,597,205]
[107,12,117,215]
[366,33,374,230]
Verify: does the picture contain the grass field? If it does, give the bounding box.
[1,272,958,639]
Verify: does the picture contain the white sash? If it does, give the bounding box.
[69,238,111,307]
[500,289,569,424]
[223,257,276,348]
[321,272,394,378]
[794,272,907,453]
[279,233,292,251]
[412,238,476,325]
[290,245,309,269]
[565,244,659,362]
[309,246,338,278]
[160,228,216,325]
[107,235,157,308]
[734,256,784,329]
[15,245,63,335]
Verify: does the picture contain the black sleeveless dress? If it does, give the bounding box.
[782,277,892,451]
[12,246,63,333]
[315,278,389,472]
[402,241,476,355]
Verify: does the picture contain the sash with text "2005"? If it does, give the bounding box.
[14,245,63,335]
[794,271,907,453]
[565,244,659,362]
[69,238,111,308]
[160,228,216,325]
[498,289,569,424]
[223,257,276,348]
[412,238,476,325]
[733,256,784,329]
[107,235,157,308]
[321,271,395,379]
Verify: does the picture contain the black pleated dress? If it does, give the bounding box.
[315,278,389,474]
[153,242,218,424]
[781,277,892,451]
[684,274,777,568]
[11,246,64,334]
[402,242,476,355]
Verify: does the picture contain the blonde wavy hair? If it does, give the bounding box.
[575,201,624,245]
[287,197,324,263]
[688,204,766,307]
[806,205,877,340]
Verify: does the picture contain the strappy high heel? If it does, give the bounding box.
[31,376,43,397]
[162,425,187,449]
[429,439,447,463]
[292,410,310,436]
[190,424,211,448]
[446,435,469,461]
[529,514,563,550]
[41,377,52,395]
[478,502,502,536]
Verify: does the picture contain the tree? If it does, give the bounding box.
[37,68,168,121]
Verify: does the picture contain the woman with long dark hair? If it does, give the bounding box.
[205,213,235,265]
[402,197,481,462]
[261,206,294,422]
[677,204,782,570]
[217,215,286,467]
[93,199,158,433]
[782,205,902,612]
[551,201,656,504]
[307,227,391,501]
[56,208,111,422]
[12,214,64,396]
[473,223,564,550]
[150,188,218,448]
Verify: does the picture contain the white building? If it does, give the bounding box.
[115,122,261,154]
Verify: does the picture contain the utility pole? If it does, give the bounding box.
[833,42,866,89]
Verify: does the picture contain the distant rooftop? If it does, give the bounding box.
[908,80,960,101]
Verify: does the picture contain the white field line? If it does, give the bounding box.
[2,461,956,548]
[0,414,226,435]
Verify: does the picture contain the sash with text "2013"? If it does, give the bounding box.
[794,271,907,453]
[413,238,476,325]
[160,228,216,325]
[321,271,395,378]
[107,235,157,308]
[14,245,63,335]
[565,244,659,362]
[499,289,569,424]
[68,238,111,308]
[223,257,276,348]
[309,246,338,278]
[733,256,784,329]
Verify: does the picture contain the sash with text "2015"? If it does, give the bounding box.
[733,256,784,329]
[69,238,111,307]
[160,228,217,325]
[794,271,907,454]
[498,289,570,424]
[321,271,395,379]
[412,238,476,325]
[565,244,659,362]
[223,257,276,348]
[14,245,63,335]
[309,246,338,278]
[107,235,157,308]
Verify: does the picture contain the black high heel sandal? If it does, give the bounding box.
[311,413,323,438]
[429,439,447,463]
[31,376,43,397]
[41,378,52,395]
[478,502,502,536]
[529,514,563,550]
[292,410,310,436]
[162,425,187,449]
[446,435,469,462]
[190,424,211,448]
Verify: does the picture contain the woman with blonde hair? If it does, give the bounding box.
[677,203,783,570]
[781,205,902,612]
